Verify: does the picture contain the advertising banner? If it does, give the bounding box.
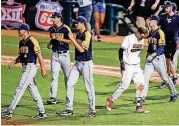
[35,0,63,31]
[1,0,26,29]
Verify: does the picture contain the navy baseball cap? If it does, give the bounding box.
[18,23,30,31]
[172,2,177,11]
[164,1,172,7]
[50,12,62,18]
[150,15,160,23]
[73,16,87,24]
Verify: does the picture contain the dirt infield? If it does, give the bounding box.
[2,55,179,84]
[1,119,30,125]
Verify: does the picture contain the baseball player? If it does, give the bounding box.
[56,16,96,117]
[106,27,150,113]
[46,12,72,104]
[155,1,179,86]
[1,23,47,119]
[159,2,179,88]
[143,15,178,102]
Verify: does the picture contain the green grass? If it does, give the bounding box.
[2,35,179,72]
[1,35,148,68]
[1,66,179,125]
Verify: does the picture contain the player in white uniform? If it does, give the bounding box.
[106,27,150,113]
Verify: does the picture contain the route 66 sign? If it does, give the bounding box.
[35,0,63,31]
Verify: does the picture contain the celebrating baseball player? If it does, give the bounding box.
[155,1,179,87]
[143,15,178,102]
[46,12,72,104]
[1,23,47,119]
[106,27,150,113]
[56,16,96,117]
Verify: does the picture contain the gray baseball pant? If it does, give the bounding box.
[143,54,177,97]
[50,51,70,98]
[173,49,179,72]
[8,63,45,114]
[66,60,95,112]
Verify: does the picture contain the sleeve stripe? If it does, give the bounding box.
[158,29,165,46]
[64,24,72,34]
[29,37,41,53]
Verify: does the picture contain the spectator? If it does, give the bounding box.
[155,1,179,88]
[77,0,92,32]
[158,2,179,88]
[128,0,160,30]
[92,0,106,42]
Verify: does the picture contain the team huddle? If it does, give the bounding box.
[1,0,179,120]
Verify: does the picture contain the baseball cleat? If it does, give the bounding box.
[136,106,150,114]
[97,36,101,42]
[106,97,113,111]
[56,109,73,116]
[47,97,57,104]
[31,113,47,120]
[82,111,96,117]
[168,94,179,102]
[1,109,12,119]
[158,82,167,89]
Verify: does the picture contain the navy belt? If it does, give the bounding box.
[54,50,68,54]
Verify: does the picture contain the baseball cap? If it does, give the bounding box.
[50,12,62,18]
[73,16,87,24]
[164,1,172,7]
[150,15,160,23]
[172,2,177,11]
[18,23,30,31]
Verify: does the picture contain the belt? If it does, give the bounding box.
[54,50,68,54]
[22,62,36,66]
[76,59,91,62]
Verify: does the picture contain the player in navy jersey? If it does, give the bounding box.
[155,1,179,86]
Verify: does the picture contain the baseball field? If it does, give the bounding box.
[1,30,179,125]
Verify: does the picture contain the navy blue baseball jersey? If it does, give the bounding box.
[159,13,179,43]
[19,36,40,64]
[49,24,72,52]
[147,28,165,54]
[75,30,92,61]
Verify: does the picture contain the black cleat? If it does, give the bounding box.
[168,94,179,102]
[56,109,73,116]
[47,97,57,104]
[31,113,47,119]
[1,109,12,119]
[82,111,96,117]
